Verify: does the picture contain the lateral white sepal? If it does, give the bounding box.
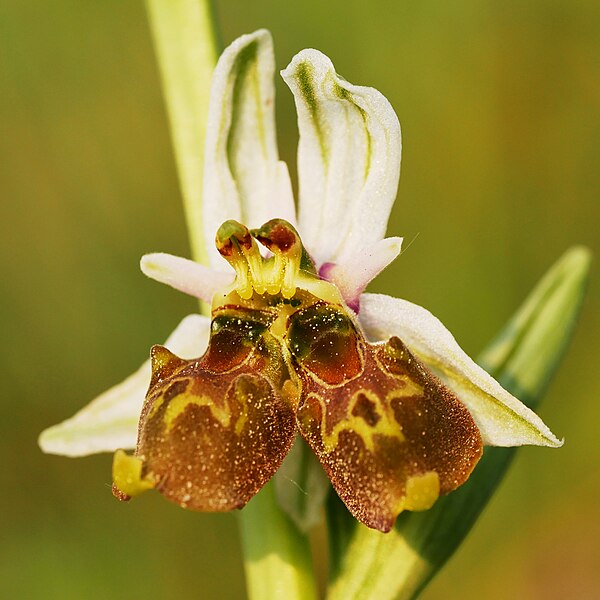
[38,314,211,456]
[359,293,563,448]
[203,30,295,266]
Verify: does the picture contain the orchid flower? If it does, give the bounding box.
[39,30,561,533]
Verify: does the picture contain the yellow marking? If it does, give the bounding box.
[394,471,440,514]
[298,275,345,306]
[281,378,301,411]
[233,379,250,436]
[386,377,425,402]
[148,378,191,420]
[314,389,405,454]
[222,233,303,300]
[271,302,298,339]
[147,396,164,420]
[112,450,155,497]
[163,393,231,431]
[281,255,300,299]
[235,260,253,299]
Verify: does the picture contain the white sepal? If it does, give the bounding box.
[141,253,234,302]
[203,30,295,267]
[38,314,211,457]
[282,49,401,266]
[359,293,563,448]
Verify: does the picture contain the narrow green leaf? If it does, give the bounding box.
[326,246,591,600]
[478,245,591,400]
[145,0,219,267]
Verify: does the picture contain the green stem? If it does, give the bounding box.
[239,482,318,600]
[145,5,317,597]
[145,0,219,267]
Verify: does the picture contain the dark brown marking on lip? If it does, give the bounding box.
[122,304,297,513]
[287,302,363,385]
[352,392,381,427]
[164,379,189,402]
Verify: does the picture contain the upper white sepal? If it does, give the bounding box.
[202,30,296,266]
[282,49,401,267]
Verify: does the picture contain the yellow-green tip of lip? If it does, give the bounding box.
[112,449,155,499]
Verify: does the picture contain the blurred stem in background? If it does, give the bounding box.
[146,0,219,270]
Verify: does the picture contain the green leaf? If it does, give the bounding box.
[326,246,591,600]
[477,246,591,400]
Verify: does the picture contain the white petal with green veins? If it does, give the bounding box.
[282,50,401,266]
[203,30,295,268]
[359,293,563,448]
[38,314,211,457]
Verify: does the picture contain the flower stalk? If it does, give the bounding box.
[145,0,220,268]
[145,5,317,599]
[239,482,318,600]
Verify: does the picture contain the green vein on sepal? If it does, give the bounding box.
[295,61,328,166]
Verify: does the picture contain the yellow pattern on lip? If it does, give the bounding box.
[311,388,407,454]
[163,392,232,431]
[112,218,482,532]
[395,471,440,513]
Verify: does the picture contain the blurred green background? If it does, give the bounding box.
[1,1,598,598]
